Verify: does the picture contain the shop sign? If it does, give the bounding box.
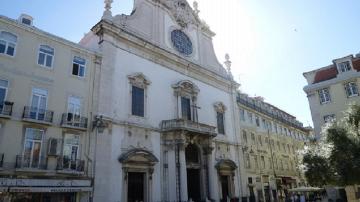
[9,187,92,193]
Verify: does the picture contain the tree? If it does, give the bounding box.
[302,105,360,186]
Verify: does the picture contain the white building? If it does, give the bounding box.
[80,0,245,201]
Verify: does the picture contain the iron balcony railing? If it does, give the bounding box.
[0,101,13,117]
[56,156,85,172]
[61,113,88,129]
[22,106,54,124]
[161,119,217,136]
[15,155,47,170]
[237,97,306,131]
[0,153,4,168]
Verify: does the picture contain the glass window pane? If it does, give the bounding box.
[132,86,144,117]
[1,31,17,42]
[79,66,85,77]
[74,56,85,65]
[38,53,45,65]
[72,64,79,75]
[0,41,5,53]
[0,88,6,103]
[46,55,52,67]
[6,46,14,56]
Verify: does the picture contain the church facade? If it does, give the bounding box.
[80,0,245,201]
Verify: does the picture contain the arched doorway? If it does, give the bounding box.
[118,149,159,202]
[215,159,238,202]
[186,143,202,202]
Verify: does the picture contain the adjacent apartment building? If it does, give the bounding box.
[237,93,309,202]
[0,14,100,201]
[303,54,360,137]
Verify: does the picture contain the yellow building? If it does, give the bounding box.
[303,54,360,138]
[0,14,101,201]
[237,93,310,202]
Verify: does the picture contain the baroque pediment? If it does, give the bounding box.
[156,0,205,30]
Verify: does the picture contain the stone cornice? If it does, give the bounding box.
[91,20,237,93]
[303,70,360,93]
[0,15,101,57]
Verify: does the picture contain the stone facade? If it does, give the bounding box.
[237,94,310,202]
[0,1,311,202]
[303,54,360,138]
[0,15,100,201]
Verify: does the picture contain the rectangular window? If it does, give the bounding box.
[0,31,17,56]
[181,97,191,120]
[132,86,145,117]
[30,88,48,121]
[258,136,262,146]
[246,154,251,168]
[345,82,359,97]
[23,128,44,168]
[67,96,81,122]
[72,56,86,77]
[217,112,225,134]
[0,79,8,104]
[318,88,331,104]
[277,142,280,150]
[239,109,245,121]
[269,157,273,169]
[261,156,265,169]
[251,133,255,144]
[255,116,260,127]
[254,156,258,169]
[242,130,247,144]
[324,114,335,123]
[262,119,266,129]
[63,134,80,170]
[38,45,54,68]
[247,112,253,124]
[339,61,351,72]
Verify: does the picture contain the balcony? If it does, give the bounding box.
[161,119,217,137]
[15,155,47,171]
[22,106,54,125]
[0,101,13,118]
[61,113,88,130]
[56,156,85,174]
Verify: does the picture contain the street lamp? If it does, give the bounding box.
[92,115,106,133]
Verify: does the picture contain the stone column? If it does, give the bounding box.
[205,146,217,200]
[179,141,188,201]
[166,141,177,201]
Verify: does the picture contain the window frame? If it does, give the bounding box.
[338,61,351,73]
[0,31,18,57]
[71,56,86,78]
[131,85,145,117]
[318,88,331,104]
[216,111,225,135]
[37,44,55,69]
[0,79,9,103]
[344,82,359,98]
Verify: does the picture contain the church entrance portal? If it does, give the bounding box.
[127,172,145,202]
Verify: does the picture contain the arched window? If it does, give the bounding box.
[0,31,17,56]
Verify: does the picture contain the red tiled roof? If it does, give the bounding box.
[313,66,338,84]
[352,59,360,71]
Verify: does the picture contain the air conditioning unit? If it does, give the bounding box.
[48,138,60,156]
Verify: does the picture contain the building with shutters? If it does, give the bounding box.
[0,14,100,202]
[303,54,360,138]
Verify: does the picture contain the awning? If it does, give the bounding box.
[9,187,92,193]
[288,187,323,192]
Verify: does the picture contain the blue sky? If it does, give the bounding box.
[1,0,360,126]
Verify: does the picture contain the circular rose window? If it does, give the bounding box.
[171,30,193,56]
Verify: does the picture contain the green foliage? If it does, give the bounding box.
[302,153,333,187]
[302,104,360,186]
